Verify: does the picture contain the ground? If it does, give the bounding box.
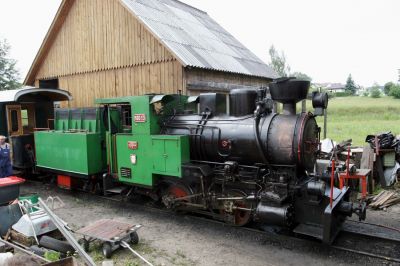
[20,181,400,266]
[305,96,400,146]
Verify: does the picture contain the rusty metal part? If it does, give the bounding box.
[169,193,202,203]
[76,219,141,242]
[266,113,318,171]
[162,183,195,209]
[220,190,253,226]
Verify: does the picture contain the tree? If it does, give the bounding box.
[389,84,400,99]
[370,83,381,98]
[384,81,395,95]
[268,45,291,77]
[291,71,312,81]
[344,74,357,95]
[0,39,20,91]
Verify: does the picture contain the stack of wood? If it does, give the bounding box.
[369,190,400,210]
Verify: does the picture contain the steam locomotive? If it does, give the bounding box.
[31,78,365,244]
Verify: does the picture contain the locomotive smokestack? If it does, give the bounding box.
[269,78,310,115]
[282,103,296,116]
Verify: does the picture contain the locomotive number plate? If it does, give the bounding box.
[134,114,146,123]
[128,141,138,150]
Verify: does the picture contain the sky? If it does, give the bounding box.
[0,0,399,87]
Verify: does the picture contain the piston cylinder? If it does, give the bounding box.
[255,203,294,227]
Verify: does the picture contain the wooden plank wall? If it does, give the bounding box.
[35,0,176,81]
[31,0,186,107]
[58,61,183,107]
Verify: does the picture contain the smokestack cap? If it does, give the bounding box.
[269,77,310,104]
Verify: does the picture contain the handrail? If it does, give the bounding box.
[330,159,335,208]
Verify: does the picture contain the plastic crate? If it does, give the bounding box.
[0,176,25,205]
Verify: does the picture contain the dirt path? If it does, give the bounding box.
[21,182,398,266]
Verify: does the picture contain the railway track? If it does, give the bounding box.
[26,181,400,264]
[332,220,400,263]
[96,192,400,263]
[106,194,400,263]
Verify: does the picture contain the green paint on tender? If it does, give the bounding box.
[35,131,106,175]
[35,107,106,176]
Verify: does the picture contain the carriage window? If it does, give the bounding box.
[21,109,29,127]
[10,110,19,132]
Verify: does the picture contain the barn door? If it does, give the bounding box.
[6,105,23,136]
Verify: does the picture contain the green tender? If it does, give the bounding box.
[35,131,106,175]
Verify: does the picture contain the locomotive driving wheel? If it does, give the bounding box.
[220,189,253,226]
[162,182,193,210]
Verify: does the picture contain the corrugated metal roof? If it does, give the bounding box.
[121,0,278,79]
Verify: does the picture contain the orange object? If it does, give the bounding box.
[57,175,72,189]
[339,169,371,199]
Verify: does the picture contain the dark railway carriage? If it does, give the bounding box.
[34,79,366,244]
[0,87,71,172]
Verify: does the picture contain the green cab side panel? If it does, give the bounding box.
[116,135,152,186]
[115,134,190,186]
[35,131,106,176]
[131,96,160,135]
[151,135,190,176]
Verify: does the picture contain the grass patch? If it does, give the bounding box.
[304,96,400,146]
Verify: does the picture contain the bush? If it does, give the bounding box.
[327,92,335,99]
[389,85,400,99]
[370,88,381,98]
[384,82,395,95]
[335,91,352,97]
[362,92,369,97]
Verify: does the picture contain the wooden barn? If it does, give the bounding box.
[24,0,278,107]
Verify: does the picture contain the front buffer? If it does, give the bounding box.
[293,185,366,244]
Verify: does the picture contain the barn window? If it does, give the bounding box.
[39,79,59,89]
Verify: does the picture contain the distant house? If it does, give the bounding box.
[24,0,278,107]
[314,83,346,93]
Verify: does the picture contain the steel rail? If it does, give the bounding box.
[26,181,400,263]
[94,192,400,263]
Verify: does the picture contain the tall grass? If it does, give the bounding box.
[307,96,400,146]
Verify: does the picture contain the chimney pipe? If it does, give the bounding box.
[269,78,310,115]
[282,103,296,115]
